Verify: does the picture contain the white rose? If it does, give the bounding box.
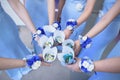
[82,61,89,68]
[31,61,41,70]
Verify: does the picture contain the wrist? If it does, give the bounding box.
[79,35,92,48]
[66,19,77,31]
[52,21,61,30]
[79,57,95,73]
[23,54,42,70]
[32,27,45,41]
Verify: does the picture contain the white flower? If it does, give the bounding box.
[87,64,94,71]
[82,61,89,68]
[67,25,73,30]
[99,10,104,18]
[36,30,41,35]
[52,23,58,28]
[82,36,87,41]
[68,19,75,22]
[31,61,41,70]
[86,43,91,48]
[75,3,83,12]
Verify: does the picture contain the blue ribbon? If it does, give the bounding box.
[53,21,61,30]
[66,20,77,27]
[32,27,45,40]
[81,37,92,48]
[26,55,41,68]
[80,57,94,73]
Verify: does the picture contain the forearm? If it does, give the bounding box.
[8,0,36,34]
[0,58,26,70]
[85,0,120,38]
[94,57,120,73]
[57,0,65,21]
[47,0,55,25]
[77,0,96,26]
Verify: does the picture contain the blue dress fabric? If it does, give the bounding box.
[78,0,120,60]
[61,0,87,41]
[25,0,49,54]
[89,41,120,80]
[0,4,31,80]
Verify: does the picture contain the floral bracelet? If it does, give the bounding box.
[79,56,94,73]
[66,19,77,31]
[23,54,42,70]
[79,35,92,48]
[32,27,45,40]
[52,21,61,30]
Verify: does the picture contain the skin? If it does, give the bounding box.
[66,0,120,73]
[0,0,50,70]
[74,0,120,56]
[63,0,96,39]
[0,54,50,70]
[47,0,55,25]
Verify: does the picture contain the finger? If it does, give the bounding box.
[39,54,43,57]
[66,65,74,71]
[41,62,51,66]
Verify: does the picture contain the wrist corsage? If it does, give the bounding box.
[79,57,94,73]
[66,19,77,31]
[23,54,42,70]
[32,27,45,41]
[79,35,92,48]
[52,21,61,30]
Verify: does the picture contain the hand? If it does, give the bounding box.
[66,57,81,72]
[64,29,72,39]
[39,54,51,66]
[74,40,81,56]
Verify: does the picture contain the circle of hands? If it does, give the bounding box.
[35,23,82,72]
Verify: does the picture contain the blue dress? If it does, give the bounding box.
[0,4,31,80]
[61,0,87,41]
[78,0,120,60]
[25,0,49,54]
[89,41,120,80]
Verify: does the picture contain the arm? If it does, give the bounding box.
[0,58,25,70]
[47,0,55,25]
[64,0,96,39]
[94,57,120,73]
[85,0,120,38]
[74,0,120,55]
[7,0,36,34]
[57,0,65,22]
[0,54,50,70]
[76,0,96,26]
[66,57,120,73]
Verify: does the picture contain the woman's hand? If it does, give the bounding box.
[64,29,72,39]
[74,40,81,56]
[66,57,81,72]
